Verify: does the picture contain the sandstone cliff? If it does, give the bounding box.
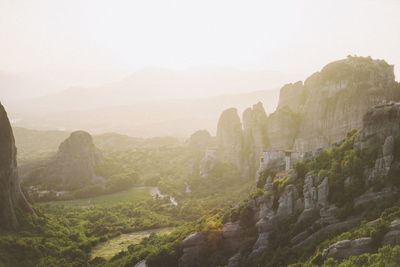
[0,103,33,230]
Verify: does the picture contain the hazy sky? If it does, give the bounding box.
[1,0,400,93]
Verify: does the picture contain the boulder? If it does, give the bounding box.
[381,219,400,247]
[323,237,371,261]
[382,230,400,247]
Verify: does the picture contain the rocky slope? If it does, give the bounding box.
[19,131,104,190]
[0,103,33,230]
[179,102,400,266]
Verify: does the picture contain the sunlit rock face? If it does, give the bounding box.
[273,56,399,153]
[20,131,104,190]
[216,108,244,174]
[0,103,33,230]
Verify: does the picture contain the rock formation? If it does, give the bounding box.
[270,56,400,154]
[178,233,206,267]
[242,102,269,178]
[212,56,400,180]
[199,150,217,179]
[179,57,400,266]
[20,131,104,190]
[382,219,400,246]
[0,103,33,230]
[355,102,400,150]
[221,221,242,253]
[216,108,244,174]
[188,130,213,150]
[323,238,372,261]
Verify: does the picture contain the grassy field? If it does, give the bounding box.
[36,186,159,208]
[90,227,175,259]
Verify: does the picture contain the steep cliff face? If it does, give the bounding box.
[355,102,400,150]
[20,131,104,190]
[211,57,400,181]
[216,108,244,174]
[242,102,269,178]
[0,103,33,230]
[273,56,399,153]
[265,106,300,150]
[276,81,304,113]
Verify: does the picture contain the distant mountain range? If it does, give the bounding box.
[5,66,294,137]
[9,89,279,137]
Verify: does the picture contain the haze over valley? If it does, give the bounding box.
[2,1,400,267]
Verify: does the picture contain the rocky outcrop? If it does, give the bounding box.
[216,108,244,174]
[178,233,206,267]
[353,187,395,209]
[199,150,217,179]
[382,220,400,247]
[189,130,213,150]
[355,103,400,150]
[277,184,301,217]
[323,237,371,261]
[0,103,33,230]
[20,131,104,190]
[221,221,242,253]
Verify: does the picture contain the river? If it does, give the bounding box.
[90,227,175,260]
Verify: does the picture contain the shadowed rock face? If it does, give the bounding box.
[0,103,33,230]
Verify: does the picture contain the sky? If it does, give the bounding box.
[1,0,400,96]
